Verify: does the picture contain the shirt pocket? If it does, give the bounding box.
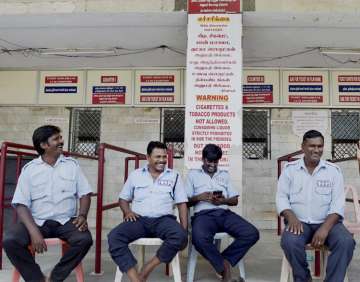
[133,185,149,201]
[56,169,77,205]
[30,176,48,201]
[154,186,174,204]
[314,186,332,206]
[58,168,77,194]
[289,181,303,204]
[194,181,208,195]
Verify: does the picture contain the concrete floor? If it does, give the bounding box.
[1,230,359,282]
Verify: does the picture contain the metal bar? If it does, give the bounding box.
[102,202,120,211]
[124,157,130,183]
[314,250,321,276]
[167,145,173,169]
[4,142,98,160]
[12,155,22,223]
[94,143,105,274]
[0,143,8,269]
[135,156,140,170]
[102,143,146,158]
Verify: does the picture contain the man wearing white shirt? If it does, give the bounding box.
[276,130,355,282]
[3,125,93,282]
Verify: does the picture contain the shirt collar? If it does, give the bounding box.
[141,164,171,174]
[200,166,221,178]
[298,157,326,173]
[34,154,65,166]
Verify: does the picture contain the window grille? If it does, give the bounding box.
[70,108,101,157]
[243,109,270,159]
[331,111,360,160]
[161,108,185,158]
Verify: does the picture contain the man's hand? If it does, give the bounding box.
[286,214,304,235]
[30,230,47,254]
[311,226,329,248]
[196,192,213,202]
[211,195,226,206]
[72,215,88,232]
[124,211,140,222]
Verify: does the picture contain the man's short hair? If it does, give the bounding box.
[302,130,324,143]
[202,144,222,161]
[32,125,61,155]
[146,141,167,155]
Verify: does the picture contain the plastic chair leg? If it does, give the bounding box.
[114,266,123,282]
[186,243,198,282]
[238,258,245,279]
[171,253,182,282]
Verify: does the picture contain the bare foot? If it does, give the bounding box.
[138,273,146,282]
[221,259,232,282]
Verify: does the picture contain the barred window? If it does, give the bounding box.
[243,109,270,159]
[331,110,360,160]
[161,108,185,158]
[70,108,101,157]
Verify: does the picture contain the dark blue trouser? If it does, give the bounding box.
[191,209,259,274]
[108,215,188,273]
[281,222,355,282]
[3,219,93,282]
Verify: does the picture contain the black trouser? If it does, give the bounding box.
[108,215,188,273]
[3,219,93,282]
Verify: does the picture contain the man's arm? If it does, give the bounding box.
[187,192,213,207]
[119,199,139,222]
[72,194,91,231]
[212,195,238,206]
[16,204,47,253]
[281,209,303,235]
[176,202,188,230]
[276,168,303,235]
[311,213,340,247]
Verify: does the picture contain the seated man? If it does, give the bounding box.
[108,141,188,282]
[186,144,259,282]
[3,125,93,282]
[276,130,355,282]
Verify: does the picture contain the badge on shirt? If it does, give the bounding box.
[316,179,334,188]
[158,179,174,188]
[214,177,226,186]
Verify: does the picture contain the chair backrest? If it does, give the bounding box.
[344,185,360,234]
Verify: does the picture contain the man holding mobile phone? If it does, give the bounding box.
[186,144,259,282]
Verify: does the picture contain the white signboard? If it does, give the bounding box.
[282,70,329,106]
[39,71,84,105]
[86,70,132,105]
[135,70,181,105]
[331,70,360,106]
[243,69,279,105]
[185,14,242,169]
[292,110,328,137]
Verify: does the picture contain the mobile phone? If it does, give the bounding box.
[213,190,223,198]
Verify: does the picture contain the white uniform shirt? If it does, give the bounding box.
[276,158,345,224]
[12,155,92,226]
[186,168,239,214]
[119,165,188,218]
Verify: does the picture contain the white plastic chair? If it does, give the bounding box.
[114,237,182,282]
[114,209,182,282]
[186,232,245,282]
[344,184,360,234]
